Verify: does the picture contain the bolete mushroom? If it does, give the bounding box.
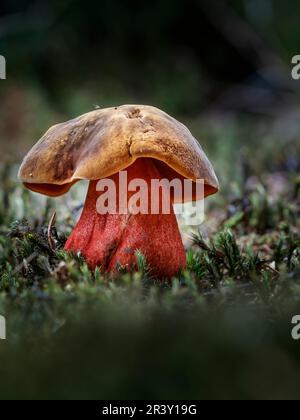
[19,105,219,278]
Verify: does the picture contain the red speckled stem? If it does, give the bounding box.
[65,158,186,278]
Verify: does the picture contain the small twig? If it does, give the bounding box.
[261,261,280,276]
[47,211,57,251]
[13,252,39,275]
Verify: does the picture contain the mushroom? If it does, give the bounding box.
[19,105,219,278]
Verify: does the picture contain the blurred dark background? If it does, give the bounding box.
[0,0,300,166]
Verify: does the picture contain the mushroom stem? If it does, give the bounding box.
[65,158,187,278]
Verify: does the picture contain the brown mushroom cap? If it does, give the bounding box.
[18,105,219,200]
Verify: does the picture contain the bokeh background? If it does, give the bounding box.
[1,0,300,400]
[1,0,300,166]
